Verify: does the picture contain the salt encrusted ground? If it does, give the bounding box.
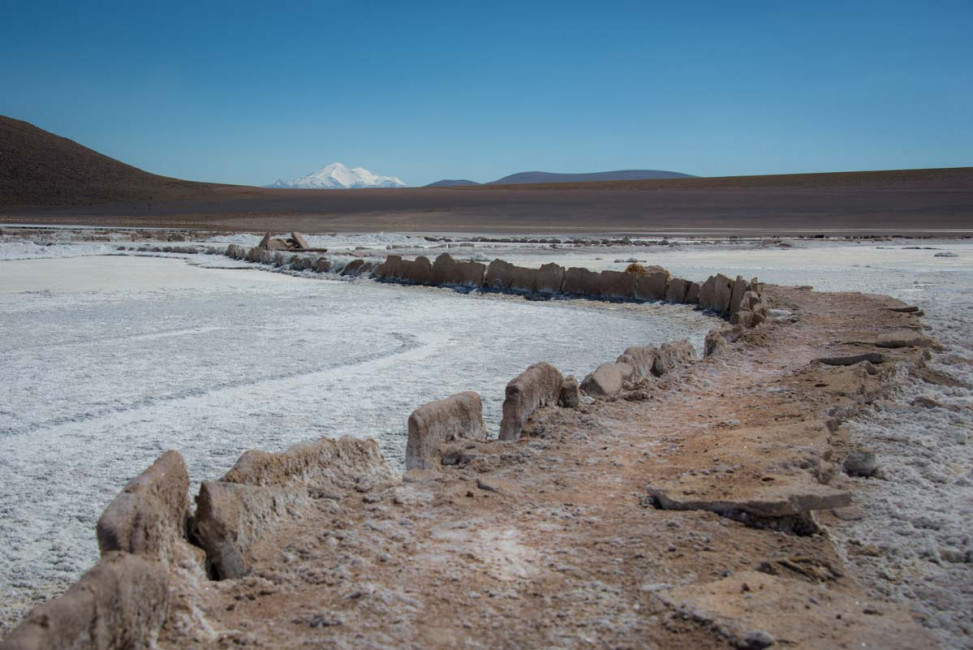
[0,249,717,633]
[147,282,948,648]
[1,230,971,646]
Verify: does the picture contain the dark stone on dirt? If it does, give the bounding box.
[843,450,879,478]
[817,353,889,366]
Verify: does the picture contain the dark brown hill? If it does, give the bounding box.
[488,169,695,184]
[0,115,218,208]
[1,116,970,234]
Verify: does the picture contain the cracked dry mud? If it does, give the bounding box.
[142,284,948,649]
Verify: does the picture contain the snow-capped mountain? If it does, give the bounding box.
[268,163,406,189]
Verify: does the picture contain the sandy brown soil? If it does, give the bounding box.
[151,285,942,649]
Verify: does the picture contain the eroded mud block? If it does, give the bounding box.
[406,391,487,470]
[1,552,169,650]
[499,362,564,440]
[191,437,392,579]
[97,450,189,563]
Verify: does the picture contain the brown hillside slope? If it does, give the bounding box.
[0,115,219,208]
[476,166,973,191]
[1,116,971,233]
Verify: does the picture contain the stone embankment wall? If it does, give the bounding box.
[221,245,771,324]
[192,437,392,580]
[2,248,773,648]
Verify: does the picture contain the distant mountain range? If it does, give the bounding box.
[268,163,406,189]
[424,169,695,187]
[268,166,695,190]
[425,179,479,187]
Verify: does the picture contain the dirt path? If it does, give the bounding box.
[147,285,946,649]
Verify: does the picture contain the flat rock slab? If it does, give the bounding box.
[816,352,889,366]
[647,474,850,518]
[876,330,937,348]
[658,571,933,649]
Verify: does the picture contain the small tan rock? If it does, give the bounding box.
[616,345,659,378]
[580,362,634,398]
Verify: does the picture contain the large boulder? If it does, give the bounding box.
[192,437,392,579]
[290,232,311,250]
[634,267,670,300]
[652,340,698,376]
[405,256,434,284]
[193,481,299,580]
[406,392,487,470]
[484,259,512,289]
[729,275,749,314]
[562,267,601,297]
[374,255,433,284]
[96,450,189,564]
[340,258,367,276]
[432,253,486,287]
[0,552,169,650]
[499,362,564,441]
[730,309,762,328]
[375,254,405,280]
[686,281,701,304]
[598,270,637,299]
[581,362,635,398]
[508,265,538,293]
[739,290,761,310]
[558,375,581,408]
[698,274,734,313]
[221,436,392,489]
[535,263,566,294]
[616,345,658,379]
[664,277,690,303]
[704,328,732,357]
[291,256,314,271]
[485,259,537,292]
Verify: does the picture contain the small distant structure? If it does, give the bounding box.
[257,232,327,252]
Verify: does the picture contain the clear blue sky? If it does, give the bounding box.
[1,0,971,186]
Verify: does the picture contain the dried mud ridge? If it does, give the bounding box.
[0,252,948,649]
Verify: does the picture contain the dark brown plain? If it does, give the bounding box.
[2,115,971,234]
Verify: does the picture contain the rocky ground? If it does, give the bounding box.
[147,285,952,649]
